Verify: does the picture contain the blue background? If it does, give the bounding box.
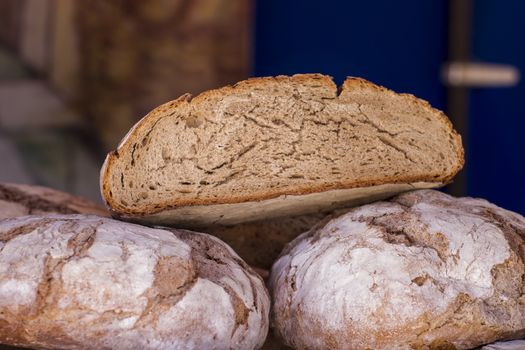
[253,0,525,214]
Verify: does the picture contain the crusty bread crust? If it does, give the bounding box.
[101,74,464,221]
[116,181,440,227]
[0,182,108,219]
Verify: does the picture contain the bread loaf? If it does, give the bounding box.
[270,190,525,350]
[100,74,463,227]
[0,215,269,350]
[481,340,525,349]
[203,213,329,270]
[0,182,108,219]
[204,208,349,270]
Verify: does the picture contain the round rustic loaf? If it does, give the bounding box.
[202,210,336,270]
[0,182,108,219]
[0,215,269,350]
[270,190,525,350]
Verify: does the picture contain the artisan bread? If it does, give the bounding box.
[204,208,348,270]
[0,215,269,350]
[0,182,108,219]
[100,74,463,227]
[270,190,525,350]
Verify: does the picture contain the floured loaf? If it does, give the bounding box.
[270,190,525,350]
[481,339,525,350]
[0,215,269,350]
[100,74,463,227]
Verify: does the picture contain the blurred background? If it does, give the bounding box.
[0,0,523,214]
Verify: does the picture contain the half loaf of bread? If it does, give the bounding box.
[101,74,463,226]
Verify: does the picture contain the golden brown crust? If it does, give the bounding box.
[101,74,464,217]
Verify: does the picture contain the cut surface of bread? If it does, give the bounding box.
[101,74,463,226]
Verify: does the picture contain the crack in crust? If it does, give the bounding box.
[34,222,100,319]
[172,230,265,334]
